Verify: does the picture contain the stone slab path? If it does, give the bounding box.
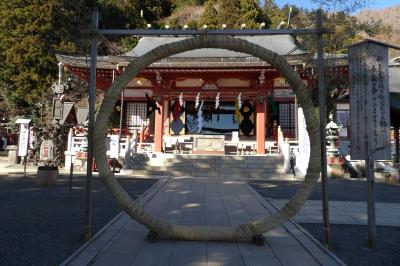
[61,177,344,266]
[272,199,400,226]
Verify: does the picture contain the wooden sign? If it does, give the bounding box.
[39,140,54,161]
[349,41,391,160]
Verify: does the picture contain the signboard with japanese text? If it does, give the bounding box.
[39,140,54,161]
[296,108,310,177]
[17,123,30,157]
[349,41,391,160]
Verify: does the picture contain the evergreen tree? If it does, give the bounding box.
[0,0,92,116]
[218,0,241,28]
[199,0,219,29]
[239,0,263,28]
[262,0,286,28]
[172,0,205,10]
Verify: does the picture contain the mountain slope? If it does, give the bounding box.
[356,4,400,56]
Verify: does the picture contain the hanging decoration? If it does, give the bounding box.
[170,99,185,134]
[172,99,181,121]
[235,97,242,122]
[239,100,255,136]
[268,95,278,119]
[215,93,220,109]
[145,93,161,118]
[197,100,204,133]
[238,93,242,109]
[179,93,184,107]
[195,93,200,109]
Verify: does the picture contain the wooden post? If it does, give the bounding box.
[256,97,266,154]
[317,9,330,249]
[395,125,399,164]
[84,8,98,241]
[154,98,164,153]
[69,160,73,199]
[365,140,376,248]
[118,88,124,154]
[23,156,27,177]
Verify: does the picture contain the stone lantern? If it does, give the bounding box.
[326,113,345,178]
[326,113,341,156]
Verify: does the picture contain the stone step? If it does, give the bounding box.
[141,162,284,170]
[121,169,295,180]
[133,164,285,173]
[159,155,283,162]
[125,154,287,179]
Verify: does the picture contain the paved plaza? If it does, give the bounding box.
[272,199,400,226]
[61,177,344,266]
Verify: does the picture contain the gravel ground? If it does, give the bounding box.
[300,223,400,266]
[249,178,400,202]
[0,174,157,266]
[249,179,400,266]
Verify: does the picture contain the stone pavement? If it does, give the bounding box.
[61,177,344,266]
[272,199,400,226]
[0,162,86,175]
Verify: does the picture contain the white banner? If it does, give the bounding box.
[296,108,310,177]
[18,124,30,157]
[109,135,119,159]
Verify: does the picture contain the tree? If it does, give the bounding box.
[171,0,205,10]
[0,0,92,119]
[262,0,285,28]
[199,0,219,29]
[218,0,241,28]
[311,0,374,13]
[164,4,203,29]
[239,0,264,28]
[203,0,265,29]
[0,0,172,121]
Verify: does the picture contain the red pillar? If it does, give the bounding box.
[256,98,266,154]
[154,98,164,153]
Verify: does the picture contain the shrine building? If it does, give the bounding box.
[57,35,348,155]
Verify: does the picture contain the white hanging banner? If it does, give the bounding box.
[179,93,184,107]
[109,135,119,159]
[17,123,30,157]
[238,93,242,109]
[197,100,204,133]
[296,108,310,177]
[195,93,200,109]
[215,93,220,109]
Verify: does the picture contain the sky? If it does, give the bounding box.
[264,0,399,11]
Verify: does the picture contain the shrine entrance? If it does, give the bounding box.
[93,33,322,241]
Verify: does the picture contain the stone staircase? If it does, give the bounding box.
[122,154,295,180]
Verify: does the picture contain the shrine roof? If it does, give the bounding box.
[125,35,305,58]
[56,35,309,69]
